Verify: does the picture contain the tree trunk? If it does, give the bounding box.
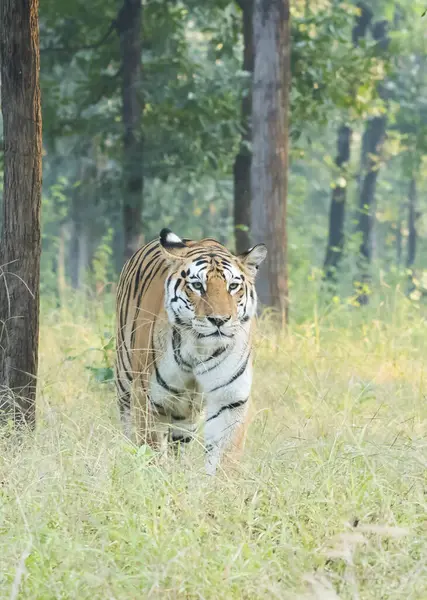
[396,201,403,267]
[233,0,253,254]
[356,114,387,304]
[118,0,144,262]
[323,125,351,281]
[323,3,372,282]
[0,0,42,426]
[407,176,417,269]
[251,0,290,322]
[356,20,389,305]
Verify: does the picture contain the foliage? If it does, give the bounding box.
[291,2,383,136]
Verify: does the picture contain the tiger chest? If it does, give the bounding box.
[149,354,203,420]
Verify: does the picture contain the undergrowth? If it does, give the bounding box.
[1,287,427,599]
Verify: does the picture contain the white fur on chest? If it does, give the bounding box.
[150,322,252,418]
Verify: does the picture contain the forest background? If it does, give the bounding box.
[2,1,427,598]
[1,0,424,318]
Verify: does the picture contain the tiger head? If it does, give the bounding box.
[159,228,267,341]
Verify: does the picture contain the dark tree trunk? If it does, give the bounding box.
[352,2,373,45]
[356,19,389,304]
[0,0,42,426]
[323,125,352,280]
[358,116,387,263]
[407,177,417,269]
[251,0,290,322]
[233,0,253,254]
[118,0,143,262]
[323,3,372,282]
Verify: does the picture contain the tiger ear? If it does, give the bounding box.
[159,228,188,259]
[238,244,267,275]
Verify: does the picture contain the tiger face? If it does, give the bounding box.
[160,229,267,341]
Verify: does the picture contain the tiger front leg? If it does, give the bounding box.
[204,394,250,476]
[133,382,169,453]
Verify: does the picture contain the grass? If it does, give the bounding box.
[1,289,427,599]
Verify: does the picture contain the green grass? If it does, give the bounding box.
[1,291,427,599]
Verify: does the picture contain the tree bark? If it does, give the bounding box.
[0,0,42,426]
[323,125,352,281]
[356,19,389,304]
[323,3,372,282]
[407,176,417,269]
[357,115,387,264]
[233,0,253,254]
[251,0,290,322]
[118,0,144,263]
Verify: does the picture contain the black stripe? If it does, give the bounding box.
[131,258,165,340]
[154,362,182,395]
[209,346,226,360]
[195,345,227,374]
[149,397,168,417]
[171,414,187,421]
[134,252,162,296]
[119,332,133,377]
[171,434,193,443]
[172,327,192,371]
[175,316,187,327]
[120,281,132,336]
[117,358,133,382]
[144,259,167,293]
[160,264,170,277]
[116,377,128,394]
[134,249,161,296]
[118,392,131,413]
[121,241,157,293]
[135,254,164,307]
[171,278,182,302]
[209,353,250,393]
[206,398,248,422]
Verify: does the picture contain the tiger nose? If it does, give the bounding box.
[207,316,230,328]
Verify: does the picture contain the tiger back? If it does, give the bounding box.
[115,228,267,475]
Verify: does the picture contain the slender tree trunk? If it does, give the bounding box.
[0,0,42,426]
[356,19,389,305]
[251,0,290,322]
[356,114,387,304]
[323,125,352,280]
[323,3,372,282]
[407,176,417,269]
[396,201,403,267]
[233,0,253,254]
[118,0,144,262]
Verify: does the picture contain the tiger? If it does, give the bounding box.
[115,228,267,475]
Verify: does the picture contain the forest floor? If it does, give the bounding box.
[1,291,427,599]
